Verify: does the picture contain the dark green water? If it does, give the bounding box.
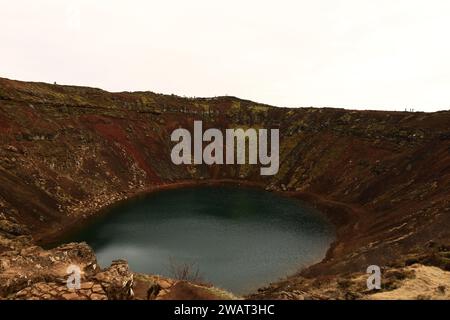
[62,186,334,294]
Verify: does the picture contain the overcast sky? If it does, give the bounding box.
[1,0,450,111]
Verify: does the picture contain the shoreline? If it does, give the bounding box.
[34,179,361,281]
[35,179,266,245]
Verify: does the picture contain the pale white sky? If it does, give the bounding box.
[1,0,450,111]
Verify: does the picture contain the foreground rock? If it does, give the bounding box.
[0,221,237,300]
[133,274,237,300]
[248,245,450,300]
[1,229,106,299]
[369,264,450,300]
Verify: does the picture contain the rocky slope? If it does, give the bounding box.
[0,222,235,300]
[0,77,449,299]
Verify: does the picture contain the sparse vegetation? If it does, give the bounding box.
[168,258,203,283]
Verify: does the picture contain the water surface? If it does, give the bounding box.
[62,186,334,293]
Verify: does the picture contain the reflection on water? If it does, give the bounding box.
[61,186,334,294]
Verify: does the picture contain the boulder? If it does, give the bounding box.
[94,260,134,300]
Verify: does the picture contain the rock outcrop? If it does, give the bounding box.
[0,208,237,300]
[0,223,235,300]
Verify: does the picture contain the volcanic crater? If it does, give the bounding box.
[0,77,449,300]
